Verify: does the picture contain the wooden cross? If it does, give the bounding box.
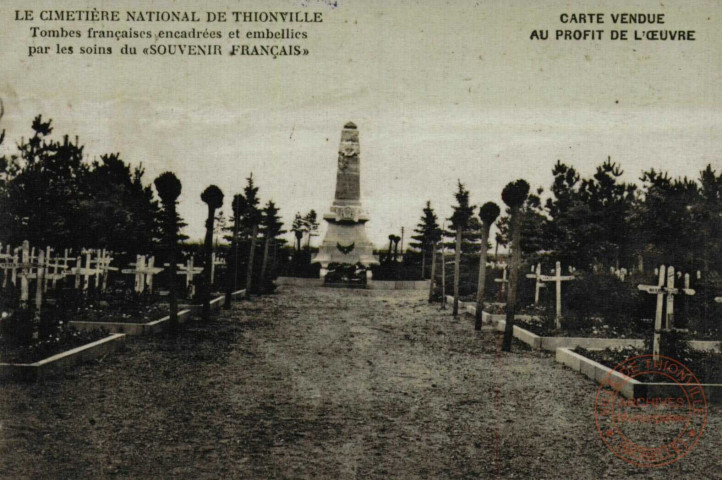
[637,265,695,361]
[19,241,32,307]
[90,249,117,292]
[525,263,547,306]
[539,261,575,328]
[34,249,45,310]
[122,255,164,293]
[166,257,204,297]
[73,250,97,290]
[49,248,74,289]
[8,241,46,311]
[0,245,22,287]
[210,253,226,285]
[122,255,145,292]
[0,244,14,287]
[494,265,508,301]
[45,254,68,290]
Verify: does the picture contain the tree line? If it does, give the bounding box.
[410,158,722,351]
[412,158,722,279]
[0,115,288,328]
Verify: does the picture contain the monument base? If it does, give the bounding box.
[312,221,378,268]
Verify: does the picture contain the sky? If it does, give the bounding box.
[1,0,721,247]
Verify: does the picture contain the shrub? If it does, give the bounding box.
[563,272,644,333]
[0,309,35,347]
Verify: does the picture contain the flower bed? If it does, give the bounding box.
[514,314,648,339]
[74,302,170,324]
[575,346,722,385]
[0,327,110,364]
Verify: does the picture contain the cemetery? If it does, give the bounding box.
[0,116,721,478]
[0,117,281,378]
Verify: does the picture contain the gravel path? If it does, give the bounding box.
[1,287,720,479]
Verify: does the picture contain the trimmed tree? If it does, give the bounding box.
[450,181,475,317]
[200,185,224,320]
[259,200,285,293]
[224,194,244,308]
[501,179,530,351]
[291,212,306,252]
[475,202,500,330]
[154,172,182,332]
[242,174,262,294]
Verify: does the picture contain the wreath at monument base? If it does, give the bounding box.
[324,262,368,288]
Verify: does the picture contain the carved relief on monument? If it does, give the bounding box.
[330,205,363,222]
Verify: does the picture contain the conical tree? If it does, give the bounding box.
[411,201,442,279]
[501,179,530,351]
[242,174,262,294]
[224,194,244,308]
[259,200,285,293]
[450,181,475,317]
[154,172,182,332]
[475,202,500,330]
[200,184,224,320]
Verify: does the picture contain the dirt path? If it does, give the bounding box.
[1,287,720,479]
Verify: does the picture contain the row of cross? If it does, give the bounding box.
[0,241,228,304]
[523,262,703,361]
[443,254,709,361]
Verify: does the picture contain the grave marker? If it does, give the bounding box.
[122,255,164,293]
[538,261,575,328]
[73,250,96,290]
[638,265,696,361]
[166,256,203,297]
[494,265,508,301]
[20,241,31,308]
[0,244,13,287]
[525,263,547,306]
[210,253,226,285]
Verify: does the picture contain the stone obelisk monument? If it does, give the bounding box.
[313,122,378,278]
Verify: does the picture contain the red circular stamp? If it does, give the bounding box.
[594,354,707,468]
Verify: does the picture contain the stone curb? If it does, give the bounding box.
[278,277,430,290]
[70,309,192,336]
[0,333,127,381]
[555,347,722,402]
[180,291,245,315]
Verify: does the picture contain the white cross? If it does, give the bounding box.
[494,265,508,300]
[539,261,575,328]
[19,241,32,307]
[73,250,98,290]
[8,241,47,312]
[165,257,203,297]
[45,253,68,290]
[210,253,226,285]
[525,263,547,306]
[90,249,117,292]
[0,245,23,287]
[638,265,695,361]
[0,244,15,287]
[122,255,164,293]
